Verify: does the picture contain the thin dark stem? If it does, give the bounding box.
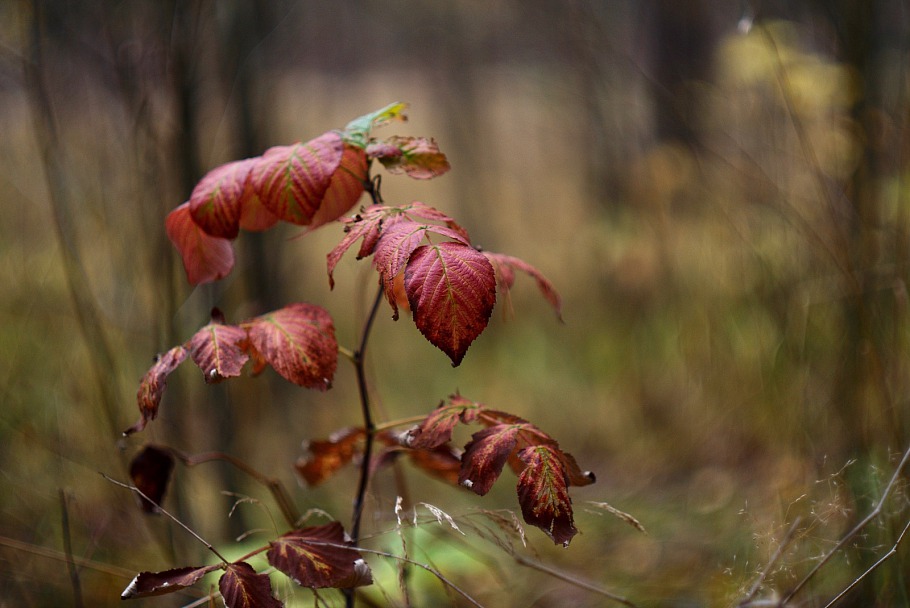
[350,285,384,544]
[101,474,230,564]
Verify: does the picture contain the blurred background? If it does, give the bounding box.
[3,1,910,606]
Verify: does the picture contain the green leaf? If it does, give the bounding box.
[342,102,409,148]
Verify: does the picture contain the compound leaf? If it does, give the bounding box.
[187,318,248,384]
[516,445,577,546]
[125,345,188,436]
[166,202,235,285]
[121,564,220,599]
[405,242,495,366]
[267,522,371,589]
[219,562,282,608]
[244,303,337,390]
[307,144,369,231]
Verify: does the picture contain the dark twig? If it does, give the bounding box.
[737,517,802,607]
[101,474,230,564]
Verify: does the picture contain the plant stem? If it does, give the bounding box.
[350,286,384,542]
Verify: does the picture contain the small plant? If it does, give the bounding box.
[119,103,595,606]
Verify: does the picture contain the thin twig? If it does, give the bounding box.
[822,515,910,608]
[781,443,910,604]
[737,516,802,607]
[101,474,230,564]
[512,553,638,608]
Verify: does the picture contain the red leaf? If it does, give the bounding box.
[121,564,219,599]
[516,445,578,546]
[187,320,249,383]
[405,242,496,366]
[483,252,563,320]
[219,562,282,608]
[252,132,344,226]
[407,443,463,485]
[405,394,487,449]
[128,445,175,513]
[374,221,470,318]
[244,303,337,389]
[307,144,368,231]
[125,345,188,435]
[166,202,235,285]
[295,427,365,486]
[368,135,450,179]
[267,522,372,589]
[188,158,257,239]
[458,424,522,495]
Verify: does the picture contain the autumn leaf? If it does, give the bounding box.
[405,242,496,366]
[367,135,451,179]
[188,158,258,239]
[483,252,563,321]
[516,445,578,546]
[405,443,463,485]
[267,522,372,589]
[251,133,346,225]
[405,393,487,449]
[128,445,175,513]
[308,144,369,230]
[166,202,235,285]
[121,564,220,599]
[187,316,249,383]
[373,221,471,318]
[295,427,365,486]
[125,345,188,436]
[458,424,523,495]
[244,303,337,390]
[219,562,282,608]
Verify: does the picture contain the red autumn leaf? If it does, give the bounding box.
[516,445,578,546]
[483,252,563,321]
[238,189,281,232]
[251,132,344,226]
[560,451,597,487]
[188,158,258,239]
[187,318,249,384]
[405,394,487,449]
[166,202,235,285]
[405,242,496,366]
[367,135,451,179]
[307,144,368,231]
[458,424,523,496]
[219,562,282,608]
[295,427,365,486]
[406,443,463,485]
[128,445,175,513]
[244,303,337,389]
[125,345,188,435]
[267,522,372,589]
[374,221,470,318]
[121,564,220,599]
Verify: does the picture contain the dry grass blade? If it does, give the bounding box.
[584,501,647,534]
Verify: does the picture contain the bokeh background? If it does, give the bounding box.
[3,1,910,606]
